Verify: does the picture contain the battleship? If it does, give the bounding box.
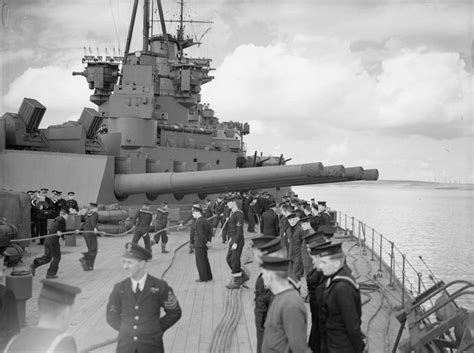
[0,0,472,352]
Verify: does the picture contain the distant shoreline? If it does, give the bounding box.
[304,180,474,190]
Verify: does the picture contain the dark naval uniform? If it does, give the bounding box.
[254,274,272,353]
[106,275,182,353]
[81,209,99,270]
[307,267,327,353]
[260,208,279,236]
[287,223,305,280]
[132,208,153,252]
[261,288,311,353]
[225,209,245,276]
[35,197,54,245]
[4,328,77,353]
[65,198,79,213]
[321,266,365,353]
[154,208,169,251]
[315,211,331,230]
[194,216,213,281]
[32,215,66,277]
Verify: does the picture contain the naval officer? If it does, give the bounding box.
[106,243,182,353]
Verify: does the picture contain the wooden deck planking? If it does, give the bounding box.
[12,227,407,353]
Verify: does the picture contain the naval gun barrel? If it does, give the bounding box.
[114,162,378,198]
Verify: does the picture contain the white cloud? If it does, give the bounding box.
[204,38,472,139]
[3,65,93,127]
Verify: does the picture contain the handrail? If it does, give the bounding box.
[337,210,443,309]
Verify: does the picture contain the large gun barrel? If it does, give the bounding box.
[114,162,378,198]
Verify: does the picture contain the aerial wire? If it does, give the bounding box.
[109,0,122,54]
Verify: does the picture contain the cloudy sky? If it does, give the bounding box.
[1,0,472,183]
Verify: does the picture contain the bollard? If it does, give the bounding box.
[6,269,33,327]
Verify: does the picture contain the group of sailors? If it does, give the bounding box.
[27,189,79,245]
[186,191,365,352]
[0,190,364,353]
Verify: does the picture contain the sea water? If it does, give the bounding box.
[293,180,474,307]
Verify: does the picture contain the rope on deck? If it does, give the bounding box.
[209,287,243,353]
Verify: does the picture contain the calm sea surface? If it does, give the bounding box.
[293,180,474,307]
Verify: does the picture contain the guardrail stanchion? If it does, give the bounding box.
[378,234,383,277]
[351,217,355,236]
[418,272,422,295]
[389,241,394,287]
[402,254,406,307]
[371,228,375,261]
[344,214,347,233]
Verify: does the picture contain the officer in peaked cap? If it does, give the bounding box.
[107,242,181,353]
[65,192,79,214]
[4,280,81,353]
[260,256,311,353]
[285,212,305,281]
[317,241,365,353]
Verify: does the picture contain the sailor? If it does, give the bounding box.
[52,190,67,218]
[0,256,20,350]
[35,188,55,245]
[318,242,365,353]
[30,207,68,279]
[225,194,247,289]
[27,190,38,241]
[260,202,279,237]
[202,199,214,219]
[260,256,311,353]
[4,279,81,353]
[304,232,331,353]
[316,201,331,228]
[106,243,182,353]
[79,202,99,271]
[247,196,259,233]
[278,203,292,251]
[192,205,213,282]
[251,236,286,353]
[65,191,79,214]
[132,203,153,253]
[300,215,315,278]
[286,212,305,281]
[180,202,199,254]
[211,195,226,235]
[153,202,169,253]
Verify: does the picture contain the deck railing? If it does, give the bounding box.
[336,211,431,308]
